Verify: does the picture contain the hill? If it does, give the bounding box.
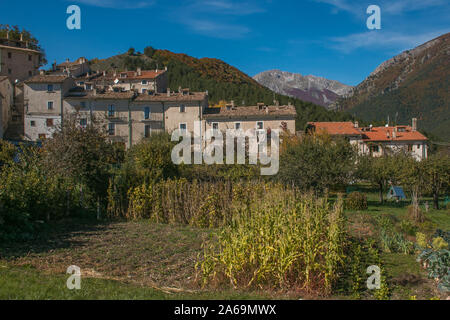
[253,70,352,108]
[88,47,355,131]
[335,33,450,141]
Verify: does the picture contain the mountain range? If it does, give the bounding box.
[253,70,353,108]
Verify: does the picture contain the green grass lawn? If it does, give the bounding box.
[0,190,448,300]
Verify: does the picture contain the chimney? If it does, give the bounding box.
[103,70,106,76]
[265,106,269,114]
[137,67,142,76]
[167,88,171,97]
[412,118,417,131]
[20,33,23,41]
[393,127,397,139]
[178,86,181,93]
[52,60,57,71]
[6,30,9,39]
[165,66,168,71]
[231,100,235,108]
[93,88,97,96]
[354,121,359,128]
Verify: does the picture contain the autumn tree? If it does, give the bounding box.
[421,153,450,209]
[278,132,357,193]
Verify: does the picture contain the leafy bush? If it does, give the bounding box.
[196,196,347,295]
[417,249,450,293]
[399,220,418,236]
[432,237,449,250]
[345,192,368,210]
[416,232,428,249]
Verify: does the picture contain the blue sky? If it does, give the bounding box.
[1,0,449,85]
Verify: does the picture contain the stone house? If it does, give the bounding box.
[307,119,428,160]
[0,36,42,82]
[0,76,13,138]
[23,75,75,141]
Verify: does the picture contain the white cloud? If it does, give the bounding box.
[313,0,448,16]
[192,0,265,15]
[172,0,264,39]
[71,0,155,9]
[328,29,448,53]
[180,19,251,39]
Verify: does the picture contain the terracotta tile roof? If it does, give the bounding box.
[308,121,428,142]
[203,105,297,119]
[134,91,207,102]
[98,70,166,82]
[307,122,361,135]
[362,126,427,142]
[65,90,135,100]
[25,75,69,83]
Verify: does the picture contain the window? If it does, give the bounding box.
[142,88,147,94]
[85,84,92,90]
[46,118,54,127]
[212,122,219,131]
[179,123,187,132]
[256,121,264,130]
[145,125,151,138]
[108,123,115,136]
[370,145,379,153]
[80,101,86,108]
[7,52,11,59]
[47,84,53,92]
[407,144,413,152]
[30,121,36,127]
[417,144,421,149]
[108,105,115,117]
[8,69,11,74]
[28,71,32,77]
[80,118,87,127]
[234,122,241,130]
[141,80,148,85]
[179,104,186,113]
[28,54,32,61]
[47,101,54,110]
[144,107,150,120]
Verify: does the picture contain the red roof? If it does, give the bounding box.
[308,122,361,135]
[308,122,428,142]
[362,126,427,142]
[113,70,165,80]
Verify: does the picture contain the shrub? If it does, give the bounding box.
[196,196,347,295]
[400,220,418,236]
[432,237,449,250]
[417,249,450,293]
[416,232,428,249]
[345,192,368,210]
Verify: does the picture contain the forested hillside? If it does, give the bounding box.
[89,47,355,131]
[336,33,449,141]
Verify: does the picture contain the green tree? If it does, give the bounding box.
[278,132,357,192]
[42,115,120,206]
[357,153,409,204]
[421,153,450,209]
